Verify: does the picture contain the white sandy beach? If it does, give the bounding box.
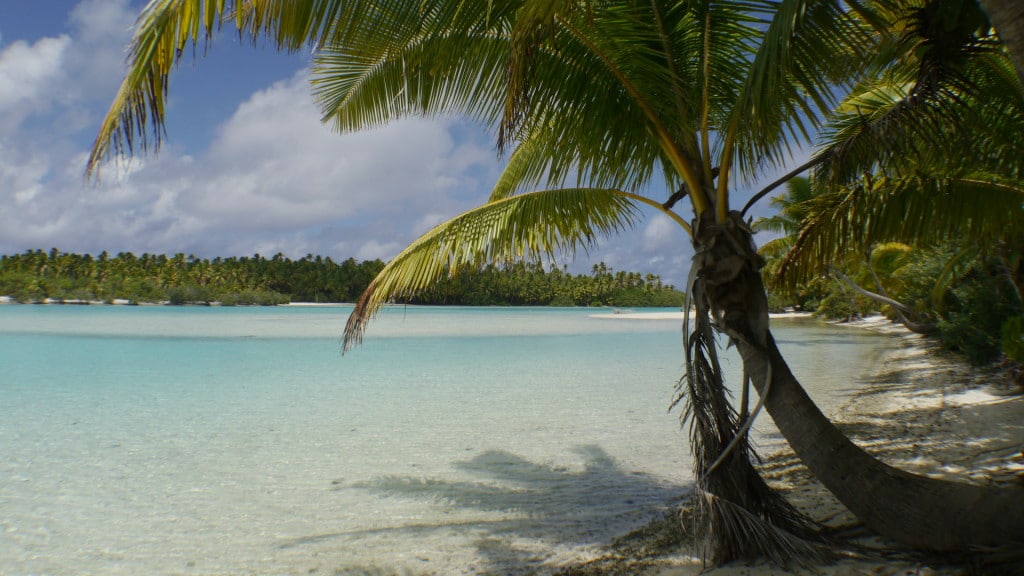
[561,315,1024,575]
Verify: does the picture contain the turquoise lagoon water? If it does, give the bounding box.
[0,305,890,575]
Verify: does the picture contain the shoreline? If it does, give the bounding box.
[558,315,1024,575]
[588,310,815,321]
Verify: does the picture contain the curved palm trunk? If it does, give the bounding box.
[696,211,1024,553]
[735,334,1024,551]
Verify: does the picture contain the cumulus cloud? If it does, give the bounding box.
[0,36,71,131]
[1,63,501,262]
[642,214,680,252]
[188,74,477,230]
[64,0,137,99]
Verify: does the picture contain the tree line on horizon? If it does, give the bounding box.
[0,248,684,308]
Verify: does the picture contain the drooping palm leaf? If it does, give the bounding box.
[718,0,868,198]
[780,173,1024,285]
[814,1,1022,185]
[87,0,351,174]
[342,187,642,350]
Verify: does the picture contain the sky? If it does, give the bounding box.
[0,0,796,289]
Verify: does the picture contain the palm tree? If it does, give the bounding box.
[88,0,1024,564]
[781,0,1024,300]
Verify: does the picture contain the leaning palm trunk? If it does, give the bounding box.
[699,211,1024,555]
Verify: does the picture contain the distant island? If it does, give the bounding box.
[0,249,685,307]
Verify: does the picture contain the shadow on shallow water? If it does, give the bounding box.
[278,445,688,575]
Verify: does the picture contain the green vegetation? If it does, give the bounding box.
[413,262,683,307]
[0,248,681,307]
[755,178,1024,366]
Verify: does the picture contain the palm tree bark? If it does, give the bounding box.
[698,211,1024,553]
[980,0,1024,86]
[736,336,1024,551]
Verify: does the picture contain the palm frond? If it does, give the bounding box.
[312,0,517,131]
[238,0,346,50]
[815,3,1023,186]
[343,187,641,350]
[722,0,869,183]
[780,173,1024,285]
[488,131,557,201]
[869,242,912,277]
[88,0,231,174]
[698,490,827,567]
[87,0,363,176]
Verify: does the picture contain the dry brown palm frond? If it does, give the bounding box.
[699,489,828,567]
[674,269,825,566]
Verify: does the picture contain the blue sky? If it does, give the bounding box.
[0,0,795,288]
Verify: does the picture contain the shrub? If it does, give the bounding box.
[937,268,1021,365]
[548,293,575,307]
[1002,316,1024,363]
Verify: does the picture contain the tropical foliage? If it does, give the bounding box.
[0,249,681,307]
[0,249,380,304]
[755,0,1024,365]
[414,261,684,307]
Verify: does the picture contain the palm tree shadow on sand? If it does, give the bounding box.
[280,444,688,575]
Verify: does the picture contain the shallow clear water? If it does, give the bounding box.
[0,305,889,575]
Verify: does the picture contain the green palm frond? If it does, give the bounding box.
[87,0,355,175]
[309,0,688,201]
[489,125,674,203]
[312,0,518,131]
[814,3,1023,186]
[752,176,815,236]
[722,0,868,183]
[757,236,795,260]
[88,0,228,173]
[343,187,642,350]
[488,131,558,201]
[780,172,1024,285]
[237,0,346,50]
[869,242,912,277]
[814,70,1022,185]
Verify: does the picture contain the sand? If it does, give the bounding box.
[557,315,1024,575]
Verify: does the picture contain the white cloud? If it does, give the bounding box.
[0,36,70,113]
[413,213,451,235]
[68,0,136,45]
[355,239,403,261]
[64,0,137,99]
[642,214,680,252]
[0,65,500,263]
[186,74,476,231]
[175,73,496,244]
